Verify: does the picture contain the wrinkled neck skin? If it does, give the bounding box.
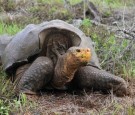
[64,53,83,77]
[52,52,86,88]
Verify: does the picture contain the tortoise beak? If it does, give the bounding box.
[81,48,91,62]
[76,48,91,64]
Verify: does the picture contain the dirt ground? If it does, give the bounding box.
[19,78,135,115]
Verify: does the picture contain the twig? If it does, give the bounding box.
[83,0,86,19]
[122,4,126,31]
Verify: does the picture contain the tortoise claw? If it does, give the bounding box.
[19,89,38,95]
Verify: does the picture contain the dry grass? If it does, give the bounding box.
[0,78,134,114]
[19,78,135,114]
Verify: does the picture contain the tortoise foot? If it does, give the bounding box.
[112,82,127,96]
[73,66,127,96]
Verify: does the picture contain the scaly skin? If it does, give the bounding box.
[14,63,31,93]
[72,66,127,96]
[16,57,53,94]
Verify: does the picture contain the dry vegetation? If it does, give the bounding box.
[0,0,135,114]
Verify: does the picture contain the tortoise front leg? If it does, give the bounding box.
[72,66,127,96]
[15,56,53,95]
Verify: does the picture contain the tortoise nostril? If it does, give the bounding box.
[76,49,81,52]
[87,49,90,52]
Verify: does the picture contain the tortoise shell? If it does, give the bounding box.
[2,20,100,75]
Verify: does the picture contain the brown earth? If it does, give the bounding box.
[13,78,134,115]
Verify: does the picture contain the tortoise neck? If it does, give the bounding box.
[64,53,82,76]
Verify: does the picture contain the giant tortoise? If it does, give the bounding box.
[1,20,127,96]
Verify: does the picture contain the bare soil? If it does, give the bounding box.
[18,78,134,115]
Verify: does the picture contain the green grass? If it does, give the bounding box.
[37,0,82,4]
[36,0,135,6]
[37,0,64,4]
[80,23,135,78]
[0,23,34,114]
[0,22,23,35]
[0,69,36,114]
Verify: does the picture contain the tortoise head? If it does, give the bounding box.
[66,47,91,66]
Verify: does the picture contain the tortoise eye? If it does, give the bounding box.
[76,49,81,52]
